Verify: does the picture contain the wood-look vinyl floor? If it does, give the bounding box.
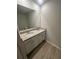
[27,41,61,59]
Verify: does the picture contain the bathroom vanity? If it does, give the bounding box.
[19,28,46,54]
[17,3,46,55]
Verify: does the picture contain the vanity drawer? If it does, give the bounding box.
[24,38,35,54]
[24,31,46,54]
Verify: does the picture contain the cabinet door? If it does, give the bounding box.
[34,31,46,45]
[24,38,35,54]
[24,31,46,54]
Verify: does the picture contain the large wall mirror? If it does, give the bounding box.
[17,4,41,33]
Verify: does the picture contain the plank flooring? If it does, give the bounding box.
[27,41,61,59]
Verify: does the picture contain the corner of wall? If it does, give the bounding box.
[46,40,61,50]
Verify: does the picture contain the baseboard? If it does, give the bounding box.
[46,40,61,50]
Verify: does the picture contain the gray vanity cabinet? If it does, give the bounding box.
[24,31,46,54]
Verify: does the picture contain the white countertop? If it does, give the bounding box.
[20,29,45,41]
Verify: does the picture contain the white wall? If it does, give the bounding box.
[41,0,61,48]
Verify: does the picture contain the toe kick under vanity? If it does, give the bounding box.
[19,28,46,55]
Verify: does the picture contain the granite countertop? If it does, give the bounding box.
[20,28,45,41]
